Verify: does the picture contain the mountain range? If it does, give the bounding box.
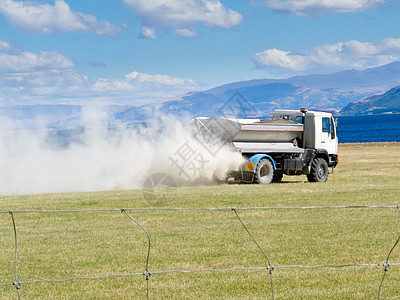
[340,84,400,115]
[112,61,400,122]
[2,62,400,128]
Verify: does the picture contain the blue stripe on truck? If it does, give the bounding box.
[247,154,276,173]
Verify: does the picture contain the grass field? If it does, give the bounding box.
[1,142,400,299]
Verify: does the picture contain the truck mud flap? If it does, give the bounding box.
[230,170,255,183]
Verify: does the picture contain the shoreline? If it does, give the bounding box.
[338,112,400,117]
[339,141,400,146]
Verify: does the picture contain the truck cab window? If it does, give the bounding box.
[295,116,304,124]
[322,117,330,133]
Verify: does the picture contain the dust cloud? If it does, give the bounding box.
[0,106,244,195]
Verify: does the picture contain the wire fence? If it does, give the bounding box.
[1,205,400,299]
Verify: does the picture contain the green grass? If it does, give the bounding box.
[1,143,400,299]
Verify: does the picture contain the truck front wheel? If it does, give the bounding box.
[255,159,274,184]
[307,158,329,182]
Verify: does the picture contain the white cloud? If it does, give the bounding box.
[125,71,195,86]
[0,41,197,105]
[175,28,198,38]
[253,38,400,75]
[256,0,385,16]
[253,48,310,71]
[123,0,242,38]
[140,26,157,39]
[0,0,122,35]
[381,38,400,51]
[91,71,196,95]
[0,49,75,73]
[0,40,11,51]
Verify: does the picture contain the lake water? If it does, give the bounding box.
[337,114,400,143]
[11,114,398,145]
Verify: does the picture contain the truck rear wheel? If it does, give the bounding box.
[255,159,274,184]
[307,158,329,182]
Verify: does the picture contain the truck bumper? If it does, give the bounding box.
[329,154,339,168]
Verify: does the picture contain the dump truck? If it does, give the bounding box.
[194,108,339,184]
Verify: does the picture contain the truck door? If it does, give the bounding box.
[321,117,338,154]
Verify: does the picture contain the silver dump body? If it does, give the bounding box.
[194,117,304,154]
[234,119,303,142]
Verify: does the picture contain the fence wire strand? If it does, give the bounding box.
[378,233,400,299]
[9,211,21,300]
[0,204,399,214]
[1,205,400,299]
[232,208,275,299]
[121,209,151,300]
[2,263,399,286]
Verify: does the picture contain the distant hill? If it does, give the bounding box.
[117,62,400,122]
[340,85,400,115]
[2,62,400,128]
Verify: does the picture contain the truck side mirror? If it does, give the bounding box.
[335,118,338,128]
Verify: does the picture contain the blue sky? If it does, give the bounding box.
[0,0,400,106]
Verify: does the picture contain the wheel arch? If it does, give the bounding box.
[312,149,329,164]
[248,154,276,174]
